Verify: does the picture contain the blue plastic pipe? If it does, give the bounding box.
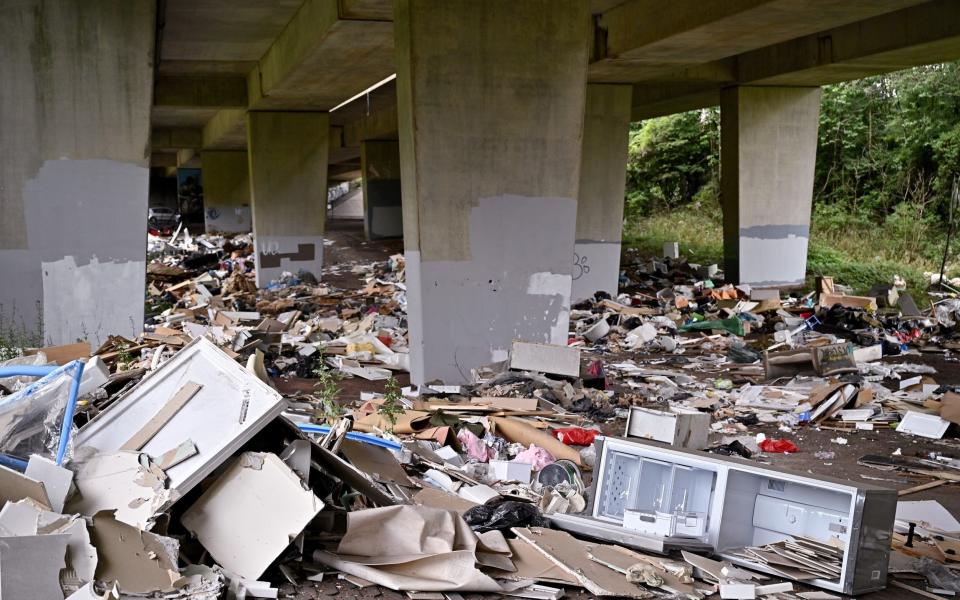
[0,359,85,467]
[296,422,402,451]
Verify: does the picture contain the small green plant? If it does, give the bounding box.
[313,360,344,424]
[377,376,404,432]
[116,342,134,371]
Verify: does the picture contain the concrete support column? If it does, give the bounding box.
[396,0,591,384]
[247,111,329,287]
[573,84,633,302]
[360,140,403,240]
[0,0,154,347]
[202,150,251,234]
[721,86,821,286]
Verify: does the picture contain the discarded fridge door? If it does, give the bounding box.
[548,436,896,595]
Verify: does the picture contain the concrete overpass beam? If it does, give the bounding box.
[573,84,633,302]
[0,0,153,347]
[721,86,821,286]
[247,111,329,287]
[202,150,251,234]
[360,140,402,240]
[153,75,248,108]
[396,0,591,384]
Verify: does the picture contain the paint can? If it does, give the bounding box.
[583,318,610,342]
[537,459,584,493]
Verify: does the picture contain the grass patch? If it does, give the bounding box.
[622,203,952,297]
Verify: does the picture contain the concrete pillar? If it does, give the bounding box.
[247,111,329,287]
[396,0,591,384]
[202,150,251,234]
[721,86,821,286]
[0,0,154,347]
[360,140,403,240]
[573,84,633,302]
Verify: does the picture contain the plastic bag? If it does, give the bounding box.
[553,427,598,446]
[463,500,546,533]
[758,438,799,454]
[0,361,82,463]
[914,557,960,592]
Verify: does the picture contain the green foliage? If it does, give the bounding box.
[625,108,720,220]
[623,61,960,289]
[377,377,404,432]
[313,361,344,424]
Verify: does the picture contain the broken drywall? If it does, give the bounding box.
[406,195,577,384]
[181,452,323,580]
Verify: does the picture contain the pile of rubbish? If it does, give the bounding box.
[2,232,960,599]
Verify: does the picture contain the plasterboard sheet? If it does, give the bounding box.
[0,533,70,599]
[25,454,73,513]
[181,452,323,580]
[75,337,286,494]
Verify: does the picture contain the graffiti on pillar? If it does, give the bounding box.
[573,253,590,281]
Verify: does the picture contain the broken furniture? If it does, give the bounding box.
[74,337,286,495]
[549,436,897,595]
[624,405,710,450]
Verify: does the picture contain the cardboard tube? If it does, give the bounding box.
[489,417,583,466]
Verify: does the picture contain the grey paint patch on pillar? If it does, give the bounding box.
[573,240,622,301]
[254,234,324,286]
[721,86,821,286]
[0,0,153,346]
[406,195,576,384]
[572,84,632,302]
[27,159,147,346]
[247,112,329,287]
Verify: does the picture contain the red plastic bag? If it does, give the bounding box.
[758,438,799,453]
[553,427,598,446]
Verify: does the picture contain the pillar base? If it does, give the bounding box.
[572,240,621,302]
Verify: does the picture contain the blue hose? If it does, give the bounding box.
[296,422,402,451]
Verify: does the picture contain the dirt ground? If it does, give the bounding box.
[281,219,958,600]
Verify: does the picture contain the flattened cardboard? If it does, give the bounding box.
[472,397,539,411]
[181,452,323,580]
[340,439,414,487]
[89,510,181,594]
[489,537,579,585]
[940,392,960,425]
[25,341,91,365]
[513,527,652,598]
[819,293,877,311]
[0,464,51,509]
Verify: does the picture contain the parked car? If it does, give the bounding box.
[148,206,181,229]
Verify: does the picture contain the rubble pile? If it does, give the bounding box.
[2,233,960,599]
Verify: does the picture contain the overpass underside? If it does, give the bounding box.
[2,0,959,382]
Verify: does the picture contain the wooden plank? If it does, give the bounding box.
[899,479,949,497]
[120,382,202,451]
